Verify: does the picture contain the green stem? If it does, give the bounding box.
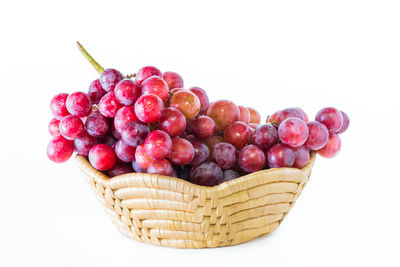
[76,41,104,74]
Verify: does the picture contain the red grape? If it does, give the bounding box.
[135,144,154,169]
[192,116,216,139]
[88,144,117,171]
[147,159,174,176]
[247,107,261,124]
[267,143,295,168]
[166,88,185,105]
[107,163,133,177]
[99,133,117,147]
[204,136,224,151]
[252,123,278,151]
[168,137,195,165]
[222,169,240,183]
[207,100,239,131]
[114,105,138,133]
[136,66,162,86]
[114,79,140,105]
[224,121,252,149]
[318,133,341,158]
[132,160,146,173]
[66,92,92,117]
[170,90,201,119]
[110,123,121,139]
[50,93,70,119]
[144,130,172,160]
[267,111,279,123]
[337,111,350,134]
[163,71,184,89]
[276,108,305,124]
[278,118,309,148]
[238,106,250,124]
[98,91,122,118]
[47,135,74,163]
[134,94,164,123]
[175,165,192,181]
[99,68,124,92]
[211,142,237,170]
[190,161,223,186]
[59,115,85,140]
[305,121,329,150]
[189,87,209,114]
[141,76,169,102]
[292,146,310,168]
[315,107,343,133]
[190,142,210,166]
[85,113,109,137]
[248,123,259,130]
[48,118,61,137]
[114,139,136,162]
[238,145,265,173]
[159,107,186,137]
[74,132,98,157]
[88,79,106,104]
[296,107,309,122]
[120,121,150,147]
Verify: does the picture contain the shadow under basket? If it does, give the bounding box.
[75,152,316,248]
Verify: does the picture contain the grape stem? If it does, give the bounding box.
[76,41,104,74]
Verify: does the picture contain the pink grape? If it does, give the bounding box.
[66,92,92,117]
[292,146,310,168]
[114,105,138,133]
[315,107,343,133]
[114,79,140,105]
[85,113,109,137]
[238,106,250,124]
[305,121,329,150]
[267,143,295,168]
[147,159,174,176]
[50,93,70,119]
[47,136,74,163]
[98,91,122,118]
[211,142,237,170]
[207,100,239,131]
[48,118,61,137]
[159,107,186,137]
[59,115,85,140]
[144,130,172,160]
[192,116,217,139]
[88,144,117,171]
[278,118,309,148]
[99,68,124,92]
[296,107,309,122]
[337,111,350,134]
[224,121,252,149]
[74,132,98,157]
[252,123,278,151]
[135,144,154,169]
[135,66,162,86]
[267,111,279,123]
[168,137,195,165]
[141,76,169,102]
[163,71,184,89]
[121,121,150,147]
[238,145,265,173]
[318,133,341,158]
[190,142,210,166]
[190,161,223,186]
[247,107,261,124]
[134,94,164,123]
[88,79,106,104]
[170,90,201,119]
[189,87,209,114]
[114,139,136,162]
[276,108,305,124]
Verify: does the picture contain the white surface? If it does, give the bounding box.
[0,0,399,266]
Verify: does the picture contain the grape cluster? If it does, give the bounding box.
[47,58,349,187]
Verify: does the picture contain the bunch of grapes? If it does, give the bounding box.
[47,44,350,187]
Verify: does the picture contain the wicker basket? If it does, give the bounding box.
[75,152,316,248]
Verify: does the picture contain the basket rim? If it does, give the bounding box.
[75,152,316,191]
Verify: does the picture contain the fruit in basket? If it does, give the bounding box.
[46,42,350,187]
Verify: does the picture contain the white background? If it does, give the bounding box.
[0,0,399,266]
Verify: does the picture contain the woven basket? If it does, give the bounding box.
[75,152,316,248]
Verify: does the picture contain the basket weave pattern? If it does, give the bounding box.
[75,153,315,248]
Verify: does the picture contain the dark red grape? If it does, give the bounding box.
[114,139,136,162]
[147,159,174,176]
[85,113,109,137]
[224,121,252,149]
[88,79,106,104]
[134,94,164,123]
[292,146,310,168]
[135,66,162,86]
[88,144,116,171]
[315,107,343,133]
[47,136,74,163]
[99,133,117,147]
[222,169,240,183]
[238,106,250,124]
[144,130,172,160]
[168,137,195,165]
[141,76,169,102]
[107,163,133,177]
[114,79,140,105]
[163,71,184,89]
[207,100,239,131]
[238,145,265,173]
[267,143,294,168]
[159,107,186,137]
[59,115,85,140]
[135,144,154,169]
[74,132,98,157]
[99,68,124,92]
[252,123,278,151]
[192,116,216,139]
[190,142,209,166]
[190,161,223,186]
[211,142,237,170]
[114,105,138,133]
[98,91,122,118]
[305,121,329,150]
[170,90,201,119]
[175,165,192,181]
[278,118,309,148]
[50,93,70,119]
[121,121,150,147]
[189,87,209,114]
[318,133,341,158]
[48,118,61,137]
[276,108,305,124]
[247,107,261,124]
[66,92,92,117]
[337,111,350,134]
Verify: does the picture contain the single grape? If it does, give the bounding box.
[88,79,106,104]
[252,123,278,151]
[114,105,138,133]
[247,107,261,124]
[192,116,216,139]
[163,71,184,89]
[114,139,136,162]
[136,66,162,86]
[141,76,169,102]
[305,121,329,150]
[114,79,140,105]
[66,92,92,117]
[296,107,309,122]
[144,130,172,160]
[169,90,201,119]
[48,118,61,137]
[159,107,186,137]
[47,136,74,163]
[204,136,224,151]
[315,107,343,133]
[224,121,252,149]
[189,87,209,114]
[132,160,147,173]
[221,169,240,183]
[166,88,186,105]
[98,92,122,118]
[99,68,124,92]
[59,115,85,140]
[267,111,279,123]
[121,121,150,147]
[190,142,210,166]
[85,112,109,137]
[238,106,250,124]
[107,163,133,177]
[168,137,195,165]
[267,143,295,168]
[50,93,70,119]
[147,159,174,176]
[278,118,309,148]
[337,111,350,134]
[190,161,223,186]
[238,145,265,173]
[207,100,239,131]
[318,133,341,158]
[74,132,98,157]
[135,144,154,169]
[134,94,164,123]
[292,146,310,168]
[88,144,117,171]
[211,142,237,170]
[276,108,305,124]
